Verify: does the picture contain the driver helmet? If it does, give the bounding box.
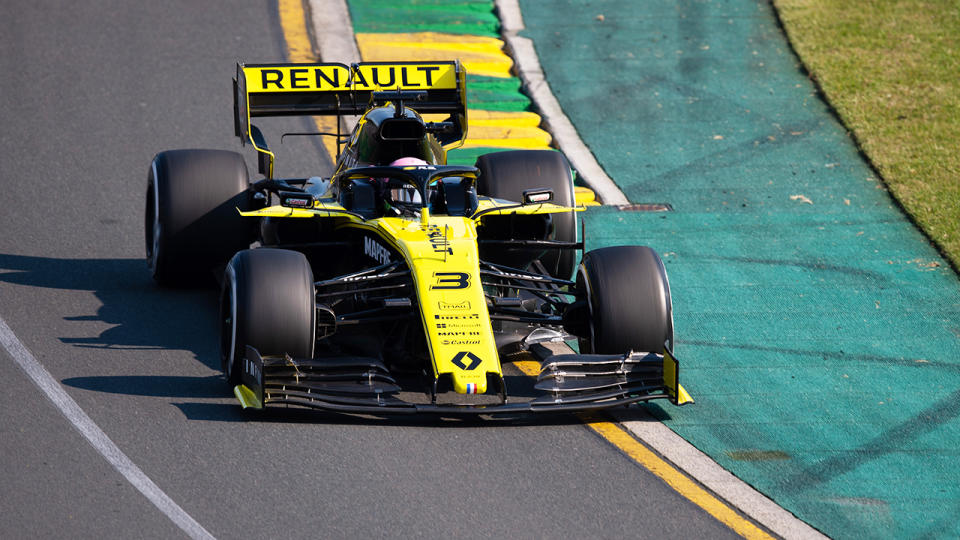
[389,157,428,168]
[383,157,427,203]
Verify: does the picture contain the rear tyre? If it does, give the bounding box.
[146,149,253,286]
[219,249,316,385]
[475,150,577,279]
[577,246,673,354]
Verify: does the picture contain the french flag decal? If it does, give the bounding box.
[466,383,477,394]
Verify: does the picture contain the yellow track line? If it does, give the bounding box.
[513,360,772,539]
[583,421,774,540]
[277,0,313,63]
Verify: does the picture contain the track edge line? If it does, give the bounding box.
[610,408,829,540]
[0,317,216,540]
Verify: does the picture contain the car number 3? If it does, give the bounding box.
[431,272,470,289]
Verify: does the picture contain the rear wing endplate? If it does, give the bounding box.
[234,61,468,149]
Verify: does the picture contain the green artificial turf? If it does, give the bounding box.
[347,0,501,36]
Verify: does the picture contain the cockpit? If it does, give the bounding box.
[337,163,479,220]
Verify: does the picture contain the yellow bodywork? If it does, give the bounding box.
[241,197,582,394]
[664,348,695,405]
[243,63,459,93]
[375,216,495,393]
[234,384,263,409]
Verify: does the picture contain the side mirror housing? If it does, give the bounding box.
[522,188,554,204]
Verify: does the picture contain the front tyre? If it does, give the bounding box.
[577,246,673,354]
[220,249,315,385]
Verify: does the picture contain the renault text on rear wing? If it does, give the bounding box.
[234,61,467,150]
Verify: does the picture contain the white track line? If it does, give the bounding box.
[494,0,630,205]
[308,0,629,204]
[308,0,361,64]
[610,408,828,539]
[308,0,362,132]
[0,317,215,540]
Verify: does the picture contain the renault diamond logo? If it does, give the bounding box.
[451,351,482,371]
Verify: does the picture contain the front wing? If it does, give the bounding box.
[234,345,693,416]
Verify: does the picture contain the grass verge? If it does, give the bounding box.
[773,0,960,270]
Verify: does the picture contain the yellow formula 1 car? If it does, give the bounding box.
[145,61,691,415]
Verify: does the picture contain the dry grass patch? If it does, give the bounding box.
[774,0,960,269]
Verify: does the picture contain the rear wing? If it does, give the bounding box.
[234,61,468,151]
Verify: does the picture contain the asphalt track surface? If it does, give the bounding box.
[0,1,750,538]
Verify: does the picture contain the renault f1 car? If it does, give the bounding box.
[145,60,692,415]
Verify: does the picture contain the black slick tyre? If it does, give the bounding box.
[577,246,673,354]
[220,249,316,386]
[146,149,252,286]
[475,150,577,279]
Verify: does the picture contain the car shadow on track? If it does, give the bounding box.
[0,253,232,412]
[0,252,220,365]
[61,375,225,398]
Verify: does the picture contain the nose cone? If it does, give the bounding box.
[449,353,488,394]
